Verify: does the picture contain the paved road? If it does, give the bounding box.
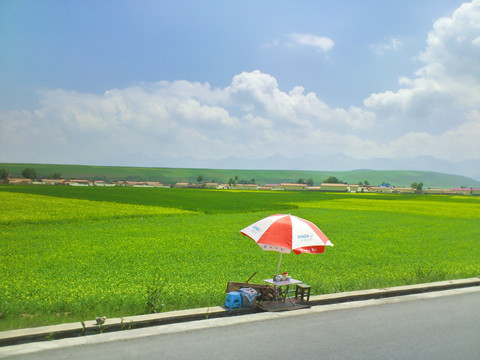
[3,287,480,360]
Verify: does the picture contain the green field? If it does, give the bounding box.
[2,162,480,188]
[1,185,479,331]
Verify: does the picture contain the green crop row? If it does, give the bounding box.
[0,191,195,225]
[1,187,479,330]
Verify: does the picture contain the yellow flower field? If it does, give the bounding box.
[1,187,479,331]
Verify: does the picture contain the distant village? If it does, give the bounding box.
[4,177,480,196]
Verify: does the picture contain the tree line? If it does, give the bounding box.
[0,167,429,190]
[0,168,62,183]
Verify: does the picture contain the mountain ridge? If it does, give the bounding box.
[88,153,480,182]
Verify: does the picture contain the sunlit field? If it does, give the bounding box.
[1,186,479,330]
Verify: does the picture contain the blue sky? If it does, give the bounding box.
[1,0,479,170]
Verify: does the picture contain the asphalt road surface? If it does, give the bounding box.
[3,287,480,360]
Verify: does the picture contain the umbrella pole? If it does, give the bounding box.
[276,253,283,275]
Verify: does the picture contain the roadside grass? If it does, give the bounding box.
[1,187,479,331]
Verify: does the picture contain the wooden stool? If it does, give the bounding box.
[295,284,311,302]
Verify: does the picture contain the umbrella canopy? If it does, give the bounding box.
[240,214,333,274]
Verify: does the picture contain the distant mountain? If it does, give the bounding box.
[166,154,480,182]
[360,156,480,182]
[88,151,480,181]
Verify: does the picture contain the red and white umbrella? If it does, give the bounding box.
[240,214,333,274]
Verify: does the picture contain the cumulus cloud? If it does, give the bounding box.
[1,1,480,166]
[362,0,480,160]
[0,70,376,165]
[364,0,480,123]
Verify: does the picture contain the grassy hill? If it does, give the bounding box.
[1,162,480,188]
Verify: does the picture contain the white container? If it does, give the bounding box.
[238,287,259,307]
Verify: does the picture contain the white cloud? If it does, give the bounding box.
[0,70,375,164]
[1,1,480,167]
[364,0,480,137]
[264,33,334,53]
[370,37,403,55]
[387,112,480,159]
[286,33,335,52]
